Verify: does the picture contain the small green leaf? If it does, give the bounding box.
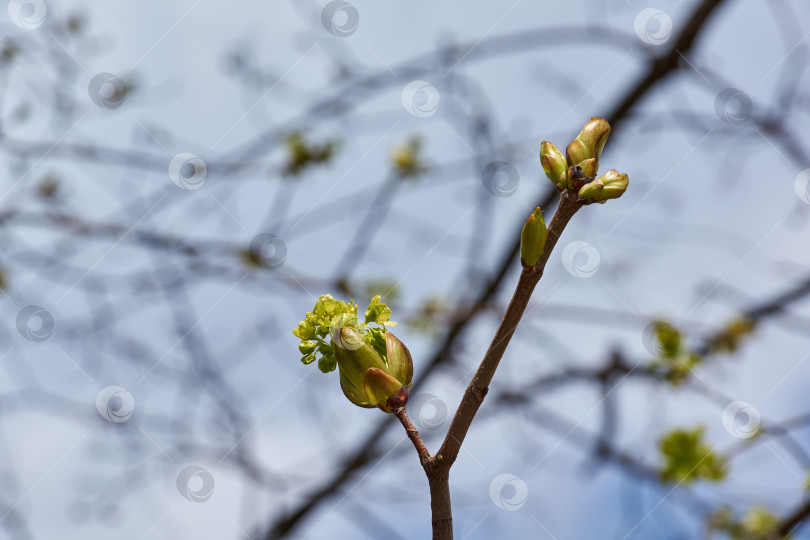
[301,353,316,365]
[365,295,395,326]
[367,327,388,360]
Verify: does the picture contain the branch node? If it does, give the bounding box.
[471,385,488,403]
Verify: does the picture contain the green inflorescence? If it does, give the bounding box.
[292,294,397,374]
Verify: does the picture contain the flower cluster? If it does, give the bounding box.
[293,294,413,412]
[540,117,628,204]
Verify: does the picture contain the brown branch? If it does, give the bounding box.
[407,190,584,539]
[437,190,582,468]
[774,498,810,539]
[426,470,453,539]
[393,407,430,465]
[607,0,727,131]
[264,0,732,535]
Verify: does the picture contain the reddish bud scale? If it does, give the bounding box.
[384,385,409,412]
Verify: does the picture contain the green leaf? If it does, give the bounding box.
[301,353,316,365]
[366,327,387,361]
[365,295,395,326]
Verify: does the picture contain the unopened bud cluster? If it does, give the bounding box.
[540,117,628,204]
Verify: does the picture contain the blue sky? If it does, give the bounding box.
[2,0,810,538]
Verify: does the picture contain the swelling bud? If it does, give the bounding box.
[520,207,548,268]
[335,327,414,412]
[540,141,567,188]
[566,117,611,169]
[577,169,629,204]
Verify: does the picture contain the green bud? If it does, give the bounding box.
[566,117,611,168]
[576,158,598,179]
[577,180,604,203]
[540,141,567,187]
[385,332,413,388]
[363,368,408,412]
[333,327,386,407]
[332,326,413,412]
[299,340,317,355]
[520,207,547,268]
[566,164,589,191]
[600,169,629,199]
[293,320,316,341]
[577,170,628,204]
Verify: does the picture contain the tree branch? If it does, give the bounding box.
[393,407,430,465]
[438,189,582,467]
[404,190,583,539]
[774,498,810,539]
[263,0,732,535]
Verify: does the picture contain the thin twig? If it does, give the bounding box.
[393,407,430,465]
[438,189,582,466]
[405,189,583,540]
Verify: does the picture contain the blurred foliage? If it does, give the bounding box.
[709,505,784,540]
[283,131,340,176]
[390,136,427,179]
[336,279,400,306]
[658,426,727,484]
[647,320,703,386]
[1,38,20,66]
[37,174,60,200]
[406,295,450,337]
[240,248,264,268]
[708,318,756,355]
[64,13,86,35]
[0,268,7,291]
[361,280,399,305]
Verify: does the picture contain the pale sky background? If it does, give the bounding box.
[2,0,810,539]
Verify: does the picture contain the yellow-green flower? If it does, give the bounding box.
[293,294,413,413]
